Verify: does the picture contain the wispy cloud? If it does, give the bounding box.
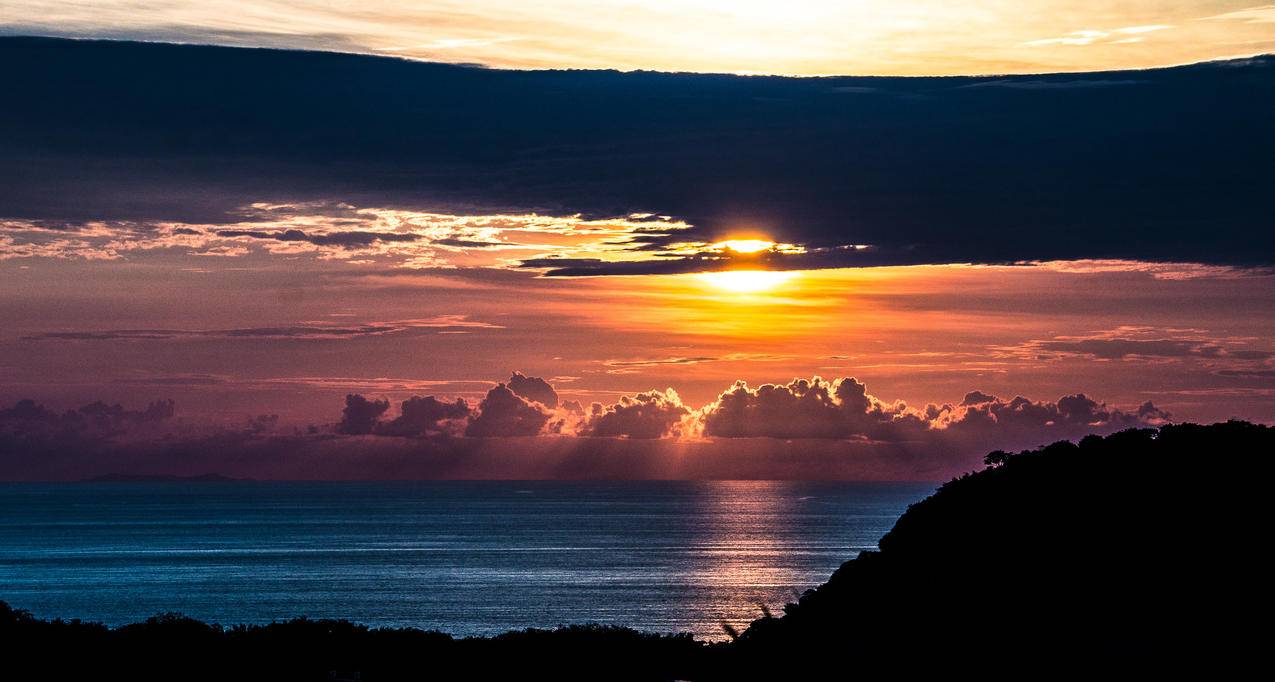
[995,326,1274,366]
[374,37,523,52]
[0,204,702,272]
[1201,5,1275,24]
[0,1,1259,76]
[22,316,501,342]
[600,353,792,374]
[1021,24,1173,47]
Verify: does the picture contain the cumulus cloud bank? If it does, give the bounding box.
[697,376,1169,447]
[581,389,691,439]
[466,382,555,437]
[332,373,1170,446]
[700,377,926,440]
[377,395,471,437]
[0,398,175,438]
[0,372,1179,481]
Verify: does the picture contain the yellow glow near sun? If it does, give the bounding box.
[713,239,775,253]
[697,269,797,293]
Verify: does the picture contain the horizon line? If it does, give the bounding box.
[4,33,1271,80]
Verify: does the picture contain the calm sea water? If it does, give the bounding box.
[0,481,932,640]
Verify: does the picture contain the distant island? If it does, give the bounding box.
[5,420,1270,679]
[84,473,251,483]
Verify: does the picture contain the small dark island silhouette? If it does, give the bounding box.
[85,473,251,482]
[3,421,1270,679]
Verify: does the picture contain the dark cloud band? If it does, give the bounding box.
[3,37,1272,270]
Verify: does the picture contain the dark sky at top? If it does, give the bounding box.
[4,37,1273,273]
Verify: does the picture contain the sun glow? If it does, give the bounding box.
[713,239,776,253]
[12,2,1264,77]
[697,269,797,293]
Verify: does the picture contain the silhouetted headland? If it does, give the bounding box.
[729,419,1272,676]
[4,421,1270,679]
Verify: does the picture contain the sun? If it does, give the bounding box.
[696,269,797,293]
[713,239,776,253]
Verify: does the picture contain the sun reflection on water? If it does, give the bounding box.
[685,481,808,639]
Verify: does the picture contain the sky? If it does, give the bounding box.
[3,1,1275,75]
[4,205,1272,425]
[0,12,1272,479]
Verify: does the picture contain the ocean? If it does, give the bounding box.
[0,480,932,640]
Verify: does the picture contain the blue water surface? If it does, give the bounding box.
[0,481,932,639]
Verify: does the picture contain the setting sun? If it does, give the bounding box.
[696,269,797,293]
[712,239,776,253]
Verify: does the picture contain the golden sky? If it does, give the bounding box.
[1,14,1272,479]
[4,1,1274,75]
[4,204,1272,430]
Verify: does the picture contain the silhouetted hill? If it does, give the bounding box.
[729,420,1273,675]
[3,421,1271,678]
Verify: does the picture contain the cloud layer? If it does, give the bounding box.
[3,38,1272,272]
[0,373,1174,481]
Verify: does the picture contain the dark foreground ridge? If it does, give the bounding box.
[3,421,1270,679]
[729,419,1272,676]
